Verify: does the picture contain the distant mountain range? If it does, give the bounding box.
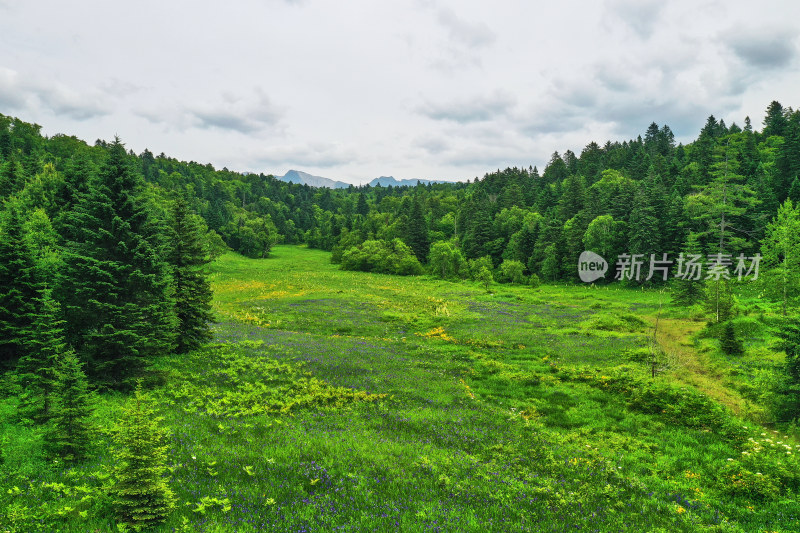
[274,170,448,189]
[278,170,351,189]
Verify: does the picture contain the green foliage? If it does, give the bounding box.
[44,350,93,462]
[428,240,466,279]
[340,238,423,275]
[165,343,388,417]
[720,321,744,356]
[16,290,63,422]
[58,139,175,387]
[671,232,705,306]
[404,196,429,262]
[499,259,526,284]
[111,383,176,531]
[476,266,493,292]
[467,255,493,280]
[0,199,40,367]
[166,198,214,353]
[583,214,625,262]
[232,214,279,258]
[704,278,738,323]
[760,199,800,315]
[775,318,800,421]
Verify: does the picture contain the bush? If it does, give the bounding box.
[339,239,423,276]
[468,256,493,281]
[499,260,527,284]
[428,241,467,279]
[720,321,744,356]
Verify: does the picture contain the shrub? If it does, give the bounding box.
[428,241,467,279]
[339,239,423,276]
[499,260,527,284]
[468,256,493,280]
[720,321,744,356]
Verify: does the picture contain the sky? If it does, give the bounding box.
[1,0,799,185]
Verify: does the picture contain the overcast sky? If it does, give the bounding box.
[1,0,798,184]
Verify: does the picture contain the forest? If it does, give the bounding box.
[2,101,800,531]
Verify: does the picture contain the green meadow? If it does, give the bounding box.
[2,245,798,532]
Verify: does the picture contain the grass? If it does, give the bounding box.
[1,245,798,532]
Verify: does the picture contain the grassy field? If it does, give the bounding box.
[1,245,799,531]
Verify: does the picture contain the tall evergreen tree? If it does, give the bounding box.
[0,200,40,367]
[763,100,788,138]
[776,317,800,421]
[685,144,758,256]
[0,156,26,199]
[405,196,430,263]
[356,192,369,217]
[761,199,800,315]
[16,290,63,422]
[672,233,705,306]
[166,197,214,353]
[58,139,174,387]
[628,188,661,259]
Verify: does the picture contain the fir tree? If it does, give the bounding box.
[166,197,214,353]
[0,156,26,199]
[789,177,800,206]
[0,200,40,367]
[720,321,744,356]
[111,382,175,531]
[58,138,175,387]
[16,290,63,422]
[761,199,800,315]
[405,196,429,263]
[45,350,93,462]
[672,233,705,306]
[356,192,369,217]
[776,318,800,421]
[763,100,788,138]
[628,188,661,259]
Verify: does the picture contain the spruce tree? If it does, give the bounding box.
[0,200,40,367]
[761,199,800,315]
[112,383,176,531]
[356,192,369,217]
[720,321,744,356]
[0,156,26,199]
[45,350,93,462]
[16,290,63,422]
[405,196,429,263]
[672,233,705,306]
[628,188,661,259]
[166,197,214,353]
[776,318,800,421]
[58,138,174,387]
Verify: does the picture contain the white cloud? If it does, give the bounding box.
[0,66,110,120]
[416,91,515,123]
[2,0,799,182]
